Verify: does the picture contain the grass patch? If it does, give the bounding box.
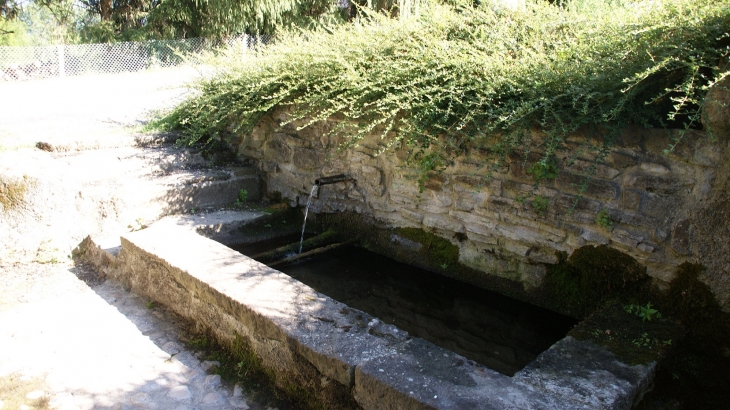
[0,175,33,212]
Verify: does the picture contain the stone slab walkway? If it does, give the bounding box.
[0,261,265,410]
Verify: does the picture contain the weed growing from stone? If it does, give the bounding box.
[595,209,613,230]
[234,189,248,208]
[625,303,662,322]
[532,195,550,216]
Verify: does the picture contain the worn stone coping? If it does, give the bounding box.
[118,219,654,410]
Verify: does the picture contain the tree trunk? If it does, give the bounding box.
[100,0,112,20]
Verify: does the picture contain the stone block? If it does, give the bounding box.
[566,159,620,180]
[462,220,497,238]
[671,219,693,255]
[696,169,716,201]
[495,225,548,248]
[473,207,501,221]
[559,223,583,236]
[458,244,522,282]
[693,145,722,167]
[565,234,587,248]
[241,146,264,159]
[419,191,454,214]
[624,172,692,196]
[486,196,519,212]
[562,210,599,225]
[370,201,397,213]
[295,121,327,143]
[611,229,643,248]
[292,147,326,170]
[621,190,642,211]
[639,193,681,219]
[639,162,670,175]
[552,195,602,221]
[264,137,291,163]
[389,180,419,198]
[514,337,656,410]
[609,151,639,169]
[520,263,547,289]
[556,172,618,200]
[356,165,385,197]
[423,214,465,233]
[500,214,566,242]
[502,180,534,197]
[527,247,559,264]
[423,173,448,191]
[465,231,499,247]
[608,209,658,229]
[452,184,487,211]
[400,208,424,223]
[637,243,655,254]
[580,228,609,245]
[389,194,416,208]
[653,227,669,243]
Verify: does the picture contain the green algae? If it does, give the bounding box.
[544,245,650,319]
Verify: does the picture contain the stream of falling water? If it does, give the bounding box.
[299,185,317,254]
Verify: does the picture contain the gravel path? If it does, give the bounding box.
[0,261,263,410]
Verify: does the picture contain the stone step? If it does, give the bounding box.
[0,145,262,263]
[76,210,269,271]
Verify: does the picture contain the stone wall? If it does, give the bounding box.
[235,91,730,309]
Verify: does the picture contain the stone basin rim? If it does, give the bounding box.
[80,211,656,410]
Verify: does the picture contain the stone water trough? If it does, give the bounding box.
[78,211,655,410]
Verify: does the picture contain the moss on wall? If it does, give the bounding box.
[634,263,730,409]
[393,227,460,268]
[543,245,650,319]
[569,302,680,366]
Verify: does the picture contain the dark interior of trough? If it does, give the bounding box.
[230,234,577,377]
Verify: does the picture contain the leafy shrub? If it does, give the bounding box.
[155,0,730,173]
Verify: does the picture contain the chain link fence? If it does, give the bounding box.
[0,34,271,82]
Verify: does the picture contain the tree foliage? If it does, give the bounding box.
[146,0,344,37]
[73,0,345,40]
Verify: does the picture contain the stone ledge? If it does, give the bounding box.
[85,219,656,410]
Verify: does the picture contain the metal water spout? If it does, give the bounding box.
[299,174,354,254]
[315,174,352,186]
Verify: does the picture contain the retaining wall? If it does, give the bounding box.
[234,94,730,309]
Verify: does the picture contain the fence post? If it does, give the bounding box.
[57,45,65,78]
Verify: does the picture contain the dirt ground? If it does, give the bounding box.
[0,68,283,410]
